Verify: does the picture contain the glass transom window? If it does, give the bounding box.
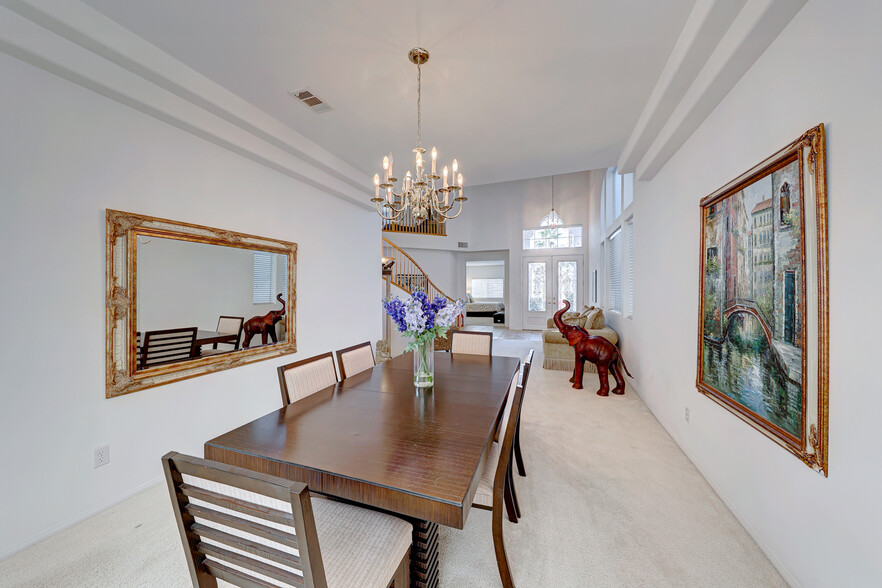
[523,225,583,250]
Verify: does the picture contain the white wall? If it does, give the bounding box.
[468,172,593,329]
[400,248,458,299]
[389,171,596,329]
[0,51,379,559]
[609,0,882,583]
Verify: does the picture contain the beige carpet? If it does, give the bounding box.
[0,339,785,587]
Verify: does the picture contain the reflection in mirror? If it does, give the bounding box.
[136,236,288,370]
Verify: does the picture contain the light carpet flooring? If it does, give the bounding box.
[0,335,785,587]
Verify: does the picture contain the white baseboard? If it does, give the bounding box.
[0,475,164,562]
[629,383,800,588]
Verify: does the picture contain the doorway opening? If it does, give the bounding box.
[464,259,506,326]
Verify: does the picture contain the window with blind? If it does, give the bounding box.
[624,217,635,316]
[470,278,504,299]
[607,228,622,313]
[253,251,287,304]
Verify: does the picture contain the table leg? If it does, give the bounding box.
[410,519,439,588]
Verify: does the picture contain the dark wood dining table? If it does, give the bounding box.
[205,351,520,588]
[192,330,239,356]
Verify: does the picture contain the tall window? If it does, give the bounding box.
[601,168,634,315]
[607,228,622,313]
[624,216,635,317]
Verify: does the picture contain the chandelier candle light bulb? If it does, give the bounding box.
[371,47,467,224]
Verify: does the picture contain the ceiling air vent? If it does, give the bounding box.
[289,89,333,114]
[458,242,469,249]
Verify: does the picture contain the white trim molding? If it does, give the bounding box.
[617,0,807,181]
[0,0,374,210]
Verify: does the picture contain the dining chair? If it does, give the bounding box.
[514,349,534,478]
[491,353,533,523]
[470,365,528,588]
[450,330,493,355]
[201,316,244,356]
[277,352,339,406]
[162,452,412,588]
[140,327,198,369]
[335,341,375,379]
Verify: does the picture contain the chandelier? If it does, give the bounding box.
[372,48,466,224]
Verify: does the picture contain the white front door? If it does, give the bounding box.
[522,255,583,330]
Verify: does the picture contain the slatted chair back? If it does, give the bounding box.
[162,452,327,588]
[494,349,534,443]
[491,366,527,587]
[335,341,375,380]
[216,316,244,350]
[135,331,142,369]
[141,327,197,369]
[277,353,338,406]
[450,331,493,355]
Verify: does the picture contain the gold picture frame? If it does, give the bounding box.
[696,124,828,475]
[105,209,297,398]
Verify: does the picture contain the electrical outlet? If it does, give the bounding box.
[685,407,690,423]
[94,445,110,468]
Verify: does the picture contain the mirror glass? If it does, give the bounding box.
[135,235,289,371]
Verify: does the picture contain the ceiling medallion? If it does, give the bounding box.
[371,48,466,224]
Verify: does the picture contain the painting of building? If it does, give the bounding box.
[751,197,774,324]
[699,158,804,439]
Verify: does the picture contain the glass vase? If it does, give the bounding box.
[413,337,435,388]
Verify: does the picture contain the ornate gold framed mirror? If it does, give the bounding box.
[105,210,297,398]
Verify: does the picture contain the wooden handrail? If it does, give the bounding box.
[381,208,447,236]
[382,237,455,302]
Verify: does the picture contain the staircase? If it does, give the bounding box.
[382,237,454,302]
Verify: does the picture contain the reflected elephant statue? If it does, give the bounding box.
[553,300,633,396]
[242,293,286,348]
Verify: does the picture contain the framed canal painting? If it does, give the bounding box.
[697,124,828,475]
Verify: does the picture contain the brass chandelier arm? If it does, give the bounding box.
[376,200,406,221]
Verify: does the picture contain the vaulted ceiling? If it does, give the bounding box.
[80,0,695,186]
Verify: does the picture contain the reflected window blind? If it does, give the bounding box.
[607,228,622,312]
[471,278,504,299]
[253,252,286,304]
[625,218,634,316]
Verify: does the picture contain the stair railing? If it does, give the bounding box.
[382,237,455,302]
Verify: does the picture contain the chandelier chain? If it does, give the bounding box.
[416,62,422,147]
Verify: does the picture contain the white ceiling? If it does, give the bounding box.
[80,0,696,187]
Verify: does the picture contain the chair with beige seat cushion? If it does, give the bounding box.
[486,352,533,523]
[277,353,339,406]
[513,349,534,479]
[335,341,375,380]
[162,452,412,588]
[450,331,493,355]
[469,365,529,588]
[201,316,244,356]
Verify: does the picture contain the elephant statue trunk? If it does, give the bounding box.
[242,293,286,349]
[554,300,633,396]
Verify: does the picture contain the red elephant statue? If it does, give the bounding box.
[553,300,633,396]
[242,293,286,348]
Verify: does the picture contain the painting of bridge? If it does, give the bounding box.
[698,157,804,439]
